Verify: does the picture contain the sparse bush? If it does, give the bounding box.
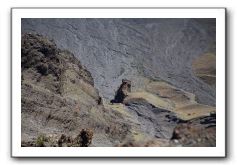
[36,63,48,75]
[36,134,48,147]
[97,96,103,105]
[76,129,93,147]
[58,134,66,147]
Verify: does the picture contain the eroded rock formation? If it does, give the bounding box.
[110,79,131,103]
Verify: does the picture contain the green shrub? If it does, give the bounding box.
[36,134,48,147]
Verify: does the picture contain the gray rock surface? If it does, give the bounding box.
[22,18,216,106]
[124,98,179,139]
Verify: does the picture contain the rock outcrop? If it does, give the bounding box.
[170,114,216,147]
[21,33,135,146]
[111,79,131,103]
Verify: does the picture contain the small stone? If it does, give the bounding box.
[174,139,179,143]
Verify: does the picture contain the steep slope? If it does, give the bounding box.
[105,78,215,144]
[21,18,217,147]
[22,18,216,106]
[21,33,138,146]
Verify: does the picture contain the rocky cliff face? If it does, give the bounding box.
[21,33,137,146]
[22,18,216,106]
[21,18,216,147]
[111,79,131,103]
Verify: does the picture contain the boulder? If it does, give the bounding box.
[110,79,131,103]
